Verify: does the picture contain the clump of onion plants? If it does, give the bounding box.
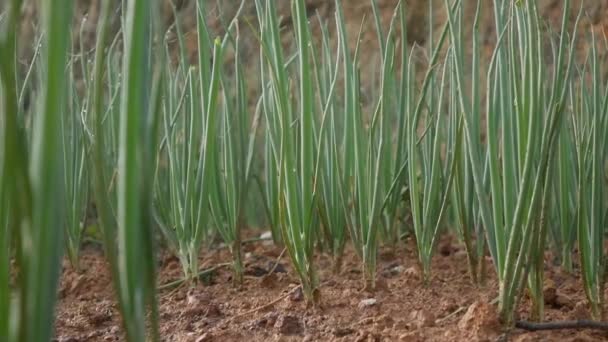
[446,0,577,324]
[209,16,261,286]
[153,1,223,282]
[255,0,320,301]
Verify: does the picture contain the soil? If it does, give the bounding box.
[54,235,608,342]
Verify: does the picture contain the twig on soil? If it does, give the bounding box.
[158,263,231,291]
[515,320,608,332]
[435,297,499,324]
[228,284,303,322]
[435,305,468,324]
[228,279,331,322]
[158,236,276,291]
[265,247,287,276]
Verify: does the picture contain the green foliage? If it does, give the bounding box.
[574,32,608,320]
[2,0,608,338]
[1,0,72,340]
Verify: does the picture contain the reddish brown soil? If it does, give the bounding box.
[55,236,607,342]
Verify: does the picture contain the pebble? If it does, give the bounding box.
[358,298,378,309]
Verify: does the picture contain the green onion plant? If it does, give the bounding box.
[209,16,261,286]
[255,0,320,301]
[335,0,386,290]
[406,0,459,284]
[370,0,410,250]
[310,9,346,272]
[153,1,223,281]
[62,56,90,271]
[573,32,608,320]
[113,0,164,338]
[447,0,577,324]
[0,0,72,340]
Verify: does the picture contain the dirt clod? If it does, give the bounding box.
[458,300,500,340]
[543,278,558,306]
[288,286,304,302]
[253,312,279,329]
[274,314,304,335]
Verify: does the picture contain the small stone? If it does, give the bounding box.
[260,231,273,240]
[358,298,378,309]
[390,265,405,274]
[261,231,274,246]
